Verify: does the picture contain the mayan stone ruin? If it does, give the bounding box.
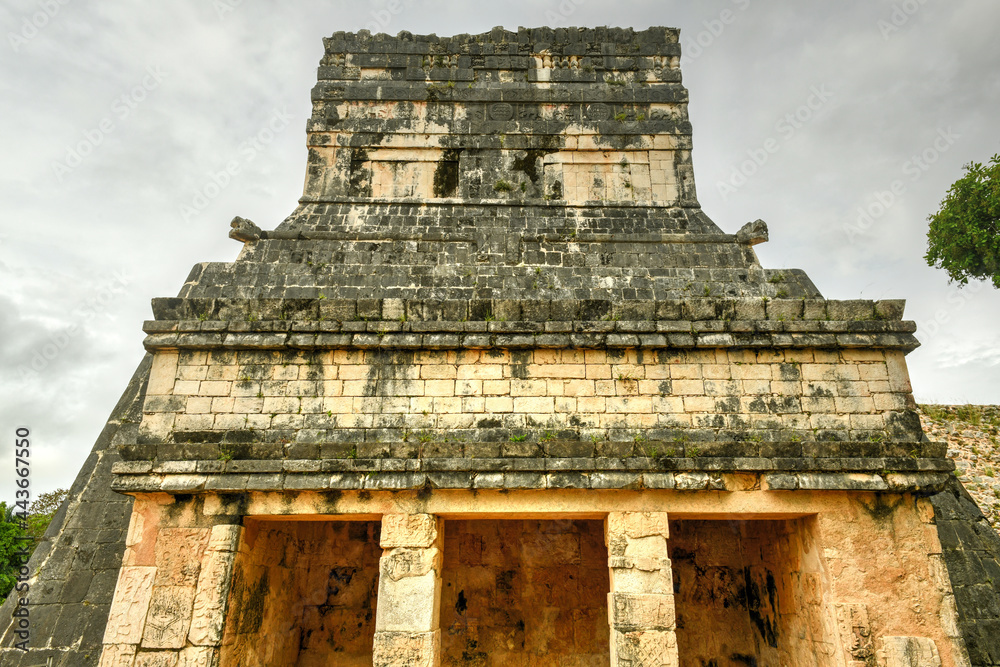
[3,24,1000,667]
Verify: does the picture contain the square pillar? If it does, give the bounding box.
[606,512,678,667]
[373,514,443,667]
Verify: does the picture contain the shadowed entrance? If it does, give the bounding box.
[219,520,381,666]
[440,519,611,666]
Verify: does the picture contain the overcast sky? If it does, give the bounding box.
[2,0,998,501]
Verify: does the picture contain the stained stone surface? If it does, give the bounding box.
[931,478,1000,666]
[175,26,819,304]
[0,355,151,667]
[219,520,382,666]
[439,519,611,665]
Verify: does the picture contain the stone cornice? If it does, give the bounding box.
[142,315,919,352]
[110,456,952,495]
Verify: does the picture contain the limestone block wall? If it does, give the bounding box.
[819,493,968,666]
[190,224,788,302]
[219,520,381,666]
[135,345,921,459]
[440,519,610,665]
[304,28,698,206]
[309,132,687,203]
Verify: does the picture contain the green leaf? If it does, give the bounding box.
[925,153,1000,288]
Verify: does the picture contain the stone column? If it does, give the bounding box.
[605,512,679,667]
[373,514,443,667]
[183,523,243,666]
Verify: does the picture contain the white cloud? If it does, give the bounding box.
[935,340,1000,370]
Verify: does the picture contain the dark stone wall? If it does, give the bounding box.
[931,476,1000,666]
[0,355,151,667]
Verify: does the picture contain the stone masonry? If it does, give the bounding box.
[2,25,999,667]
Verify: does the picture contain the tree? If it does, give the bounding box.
[925,154,1000,288]
[25,489,69,553]
[0,504,26,603]
[0,489,68,605]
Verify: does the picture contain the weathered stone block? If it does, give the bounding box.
[372,630,441,667]
[148,352,179,395]
[673,471,710,490]
[142,586,196,649]
[609,592,677,631]
[607,512,670,541]
[177,646,218,667]
[612,628,679,666]
[876,636,941,667]
[381,547,442,581]
[99,644,138,667]
[187,544,238,646]
[104,566,157,645]
[381,514,440,548]
[609,556,673,596]
[375,564,441,633]
[135,652,180,667]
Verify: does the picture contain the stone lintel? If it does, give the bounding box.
[110,469,953,495]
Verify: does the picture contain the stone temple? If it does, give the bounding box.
[3,25,1000,667]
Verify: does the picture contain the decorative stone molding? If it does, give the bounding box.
[111,463,951,496]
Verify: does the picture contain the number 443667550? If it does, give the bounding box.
[14,427,30,523]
